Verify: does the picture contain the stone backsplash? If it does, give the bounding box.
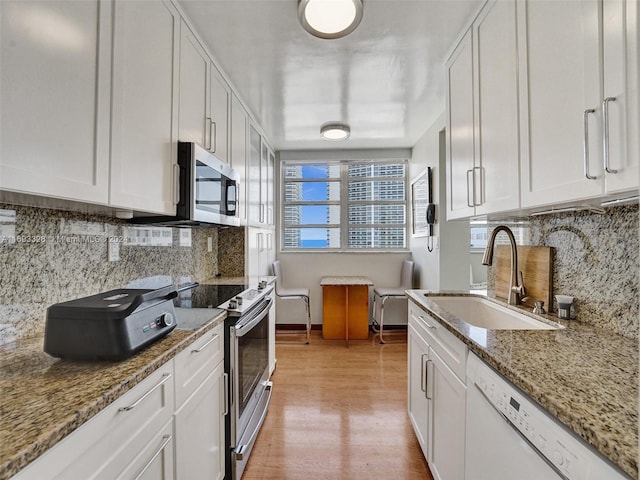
[0,204,220,344]
[488,204,639,339]
[217,227,245,277]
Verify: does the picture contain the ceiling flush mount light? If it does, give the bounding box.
[298,0,364,39]
[320,123,350,141]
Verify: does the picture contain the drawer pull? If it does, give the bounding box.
[191,333,219,353]
[418,314,437,329]
[119,373,172,412]
[133,434,172,480]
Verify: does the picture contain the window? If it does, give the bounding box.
[282,160,408,251]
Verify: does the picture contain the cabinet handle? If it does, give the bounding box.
[223,372,229,416]
[191,333,219,353]
[425,359,433,400]
[118,373,172,412]
[211,121,217,153]
[418,314,436,329]
[583,108,598,180]
[206,117,213,151]
[268,206,273,225]
[420,353,428,393]
[172,164,180,205]
[473,166,483,206]
[603,97,617,174]
[133,434,172,480]
[466,169,474,207]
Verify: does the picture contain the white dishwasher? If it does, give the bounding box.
[465,353,630,480]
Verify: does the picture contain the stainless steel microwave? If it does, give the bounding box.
[132,142,240,227]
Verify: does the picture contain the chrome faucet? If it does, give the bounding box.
[482,225,525,306]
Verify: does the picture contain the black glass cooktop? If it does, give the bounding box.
[174,283,247,309]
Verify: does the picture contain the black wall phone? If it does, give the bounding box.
[426,167,436,252]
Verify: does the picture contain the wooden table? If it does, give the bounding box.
[320,276,373,346]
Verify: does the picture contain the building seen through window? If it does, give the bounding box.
[282,160,408,251]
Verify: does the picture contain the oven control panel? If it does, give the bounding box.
[467,353,630,480]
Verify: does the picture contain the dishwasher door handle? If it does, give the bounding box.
[474,383,569,480]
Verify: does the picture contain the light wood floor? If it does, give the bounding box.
[242,331,434,480]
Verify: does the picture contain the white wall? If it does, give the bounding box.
[409,113,470,291]
[275,252,411,325]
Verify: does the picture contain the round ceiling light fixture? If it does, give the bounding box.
[320,123,351,141]
[298,0,364,40]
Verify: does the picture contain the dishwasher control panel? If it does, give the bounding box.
[467,353,628,480]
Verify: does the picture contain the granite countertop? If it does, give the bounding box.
[320,276,374,286]
[0,308,226,480]
[407,290,638,479]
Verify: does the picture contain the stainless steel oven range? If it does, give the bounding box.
[219,287,273,480]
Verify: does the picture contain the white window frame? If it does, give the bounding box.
[280,159,409,252]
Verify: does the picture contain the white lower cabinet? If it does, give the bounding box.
[11,323,228,480]
[429,348,466,480]
[174,362,226,480]
[408,322,430,455]
[173,323,226,480]
[408,301,467,480]
[11,363,175,480]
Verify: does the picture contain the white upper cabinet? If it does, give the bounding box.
[445,0,519,220]
[445,28,476,220]
[248,124,271,226]
[0,0,112,204]
[518,0,604,206]
[473,0,520,216]
[210,67,231,164]
[231,94,248,222]
[601,0,639,194]
[110,0,179,215]
[178,22,208,148]
[518,0,638,207]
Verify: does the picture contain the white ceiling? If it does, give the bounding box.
[178,0,483,151]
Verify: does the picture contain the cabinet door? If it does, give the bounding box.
[268,288,277,375]
[210,66,230,163]
[231,94,248,221]
[518,0,604,207]
[266,147,275,226]
[407,322,430,460]
[246,226,261,278]
[445,28,476,220]
[175,363,226,480]
[248,125,263,224]
[113,421,174,480]
[429,348,466,480]
[178,22,208,147]
[0,0,111,204]
[110,0,178,215]
[602,0,639,193]
[473,0,520,215]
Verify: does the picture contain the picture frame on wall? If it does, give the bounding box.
[411,168,430,237]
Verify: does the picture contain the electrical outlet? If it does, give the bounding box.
[207,236,213,252]
[108,237,120,262]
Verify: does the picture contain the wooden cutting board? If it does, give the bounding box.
[494,245,554,311]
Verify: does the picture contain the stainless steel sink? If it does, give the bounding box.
[425,296,561,330]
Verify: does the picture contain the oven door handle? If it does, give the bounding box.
[234,382,273,461]
[234,298,273,337]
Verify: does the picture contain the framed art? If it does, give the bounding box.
[411,168,430,237]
